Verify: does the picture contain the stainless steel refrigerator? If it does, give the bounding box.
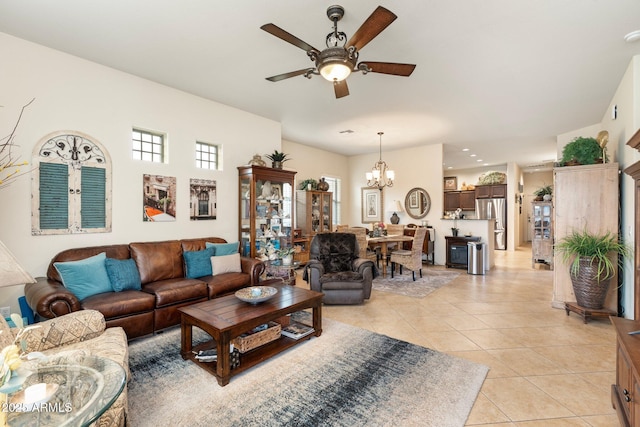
[475,198,506,250]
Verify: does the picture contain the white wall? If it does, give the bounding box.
[0,33,281,314]
[600,55,640,318]
[281,139,350,224]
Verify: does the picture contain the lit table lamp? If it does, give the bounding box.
[0,240,36,291]
[390,200,404,224]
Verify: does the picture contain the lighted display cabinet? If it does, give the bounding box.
[531,201,553,269]
[238,165,297,258]
[296,190,333,235]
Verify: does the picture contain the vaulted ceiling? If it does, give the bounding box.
[2,1,640,170]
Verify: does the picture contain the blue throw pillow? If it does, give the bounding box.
[184,247,215,278]
[54,252,113,300]
[105,258,142,292]
[205,241,240,256]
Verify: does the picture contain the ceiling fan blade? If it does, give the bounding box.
[359,61,416,76]
[346,6,397,52]
[266,68,314,82]
[261,23,320,54]
[333,80,349,99]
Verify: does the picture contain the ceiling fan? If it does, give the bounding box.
[261,5,416,99]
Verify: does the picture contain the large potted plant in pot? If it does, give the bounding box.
[556,229,631,309]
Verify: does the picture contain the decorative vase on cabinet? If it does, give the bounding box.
[238,165,297,259]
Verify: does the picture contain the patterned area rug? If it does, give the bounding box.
[372,266,461,298]
[127,318,488,427]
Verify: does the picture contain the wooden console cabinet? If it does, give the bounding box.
[611,317,640,427]
[445,235,480,269]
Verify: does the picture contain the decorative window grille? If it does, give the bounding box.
[132,129,164,163]
[32,131,112,235]
[195,141,219,170]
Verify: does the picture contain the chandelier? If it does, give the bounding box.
[366,132,394,189]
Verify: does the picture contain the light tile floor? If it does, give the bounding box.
[296,244,619,426]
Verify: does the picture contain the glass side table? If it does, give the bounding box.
[264,259,301,285]
[5,354,126,427]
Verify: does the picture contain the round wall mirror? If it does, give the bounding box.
[404,187,431,219]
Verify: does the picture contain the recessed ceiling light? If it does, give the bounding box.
[624,30,640,43]
[470,154,476,157]
[462,148,470,152]
[477,159,483,162]
[447,166,453,169]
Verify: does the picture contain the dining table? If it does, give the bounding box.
[367,234,413,277]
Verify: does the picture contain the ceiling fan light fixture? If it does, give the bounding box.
[319,62,352,81]
[317,47,355,82]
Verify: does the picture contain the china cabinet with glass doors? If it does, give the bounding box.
[531,201,553,269]
[238,165,297,259]
[296,190,333,235]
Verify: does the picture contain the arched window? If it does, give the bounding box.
[32,131,112,235]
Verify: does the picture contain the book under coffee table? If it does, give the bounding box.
[179,283,323,386]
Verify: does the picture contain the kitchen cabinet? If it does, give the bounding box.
[238,165,296,258]
[444,190,475,211]
[475,184,506,199]
[296,190,333,235]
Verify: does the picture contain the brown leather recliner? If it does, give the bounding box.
[304,232,377,305]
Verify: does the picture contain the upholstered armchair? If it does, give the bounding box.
[304,233,377,304]
[390,227,427,281]
[0,310,129,426]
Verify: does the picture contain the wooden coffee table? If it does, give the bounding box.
[179,283,323,386]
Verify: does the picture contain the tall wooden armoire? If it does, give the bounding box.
[552,163,619,312]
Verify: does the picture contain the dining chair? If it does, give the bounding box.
[381,224,405,266]
[347,227,378,265]
[390,227,427,281]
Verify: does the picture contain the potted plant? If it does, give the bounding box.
[299,178,318,191]
[555,229,632,309]
[265,150,290,169]
[561,137,603,166]
[451,227,459,237]
[533,185,553,201]
[277,246,296,265]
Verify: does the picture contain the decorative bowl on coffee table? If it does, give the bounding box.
[235,286,278,304]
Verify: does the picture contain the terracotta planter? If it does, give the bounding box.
[570,257,612,309]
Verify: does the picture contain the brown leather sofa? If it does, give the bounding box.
[24,237,264,340]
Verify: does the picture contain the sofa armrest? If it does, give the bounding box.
[20,309,107,352]
[25,277,82,320]
[240,257,265,285]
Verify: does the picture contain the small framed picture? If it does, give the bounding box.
[444,176,457,192]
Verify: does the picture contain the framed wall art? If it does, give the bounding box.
[444,176,457,191]
[361,187,384,223]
